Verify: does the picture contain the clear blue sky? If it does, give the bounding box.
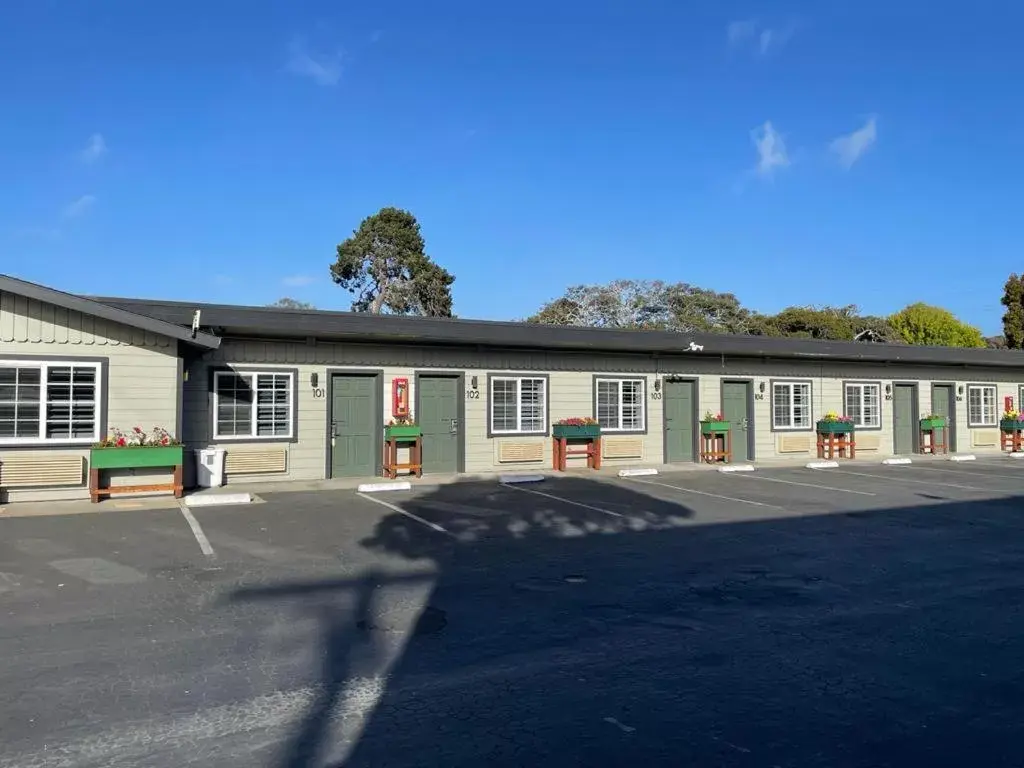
[2,1,1021,334]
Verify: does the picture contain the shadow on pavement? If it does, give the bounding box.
[227,476,1024,768]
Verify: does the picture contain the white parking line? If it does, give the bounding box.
[177,502,215,557]
[630,478,782,508]
[825,469,986,491]
[357,492,451,535]
[903,465,1024,481]
[502,483,627,518]
[735,473,876,496]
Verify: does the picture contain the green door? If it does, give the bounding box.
[893,383,916,455]
[418,376,460,474]
[931,384,955,452]
[722,381,752,463]
[663,380,696,463]
[330,375,378,478]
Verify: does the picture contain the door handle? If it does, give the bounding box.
[449,418,459,434]
[331,421,340,437]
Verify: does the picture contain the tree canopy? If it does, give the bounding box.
[527,280,752,333]
[887,302,986,347]
[268,297,316,310]
[528,281,903,342]
[527,280,997,348]
[1001,273,1024,348]
[330,207,455,317]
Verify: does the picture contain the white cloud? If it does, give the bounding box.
[727,19,757,46]
[727,18,796,56]
[829,116,878,169]
[62,194,96,218]
[286,39,343,86]
[80,133,107,164]
[282,274,316,287]
[751,121,789,178]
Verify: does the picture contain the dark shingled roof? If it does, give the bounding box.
[89,294,1024,369]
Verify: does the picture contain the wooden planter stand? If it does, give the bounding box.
[1000,428,1024,453]
[699,429,731,464]
[816,432,856,459]
[552,436,601,471]
[919,426,949,454]
[88,446,185,503]
[383,435,422,479]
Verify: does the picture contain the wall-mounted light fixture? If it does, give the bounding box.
[654,379,661,392]
[885,384,892,395]
[471,375,478,389]
[758,381,765,393]
[310,372,319,388]
[958,385,964,395]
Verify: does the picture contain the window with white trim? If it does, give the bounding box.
[490,376,546,434]
[844,382,881,428]
[213,370,294,439]
[772,380,812,430]
[596,378,645,431]
[0,360,100,444]
[967,384,997,427]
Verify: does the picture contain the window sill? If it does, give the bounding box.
[0,441,95,450]
[211,436,297,444]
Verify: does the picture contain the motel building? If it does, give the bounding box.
[0,273,1022,503]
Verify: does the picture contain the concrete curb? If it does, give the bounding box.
[949,454,977,462]
[718,464,755,473]
[499,474,546,484]
[806,461,839,469]
[357,481,412,493]
[882,458,913,465]
[185,492,253,507]
[1010,453,1024,460]
[618,468,659,477]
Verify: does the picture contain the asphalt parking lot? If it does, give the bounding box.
[4,458,1024,767]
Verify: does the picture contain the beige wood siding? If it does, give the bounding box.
[187,341,667,482]
[187,339,1024,484]
[0,291,180,502]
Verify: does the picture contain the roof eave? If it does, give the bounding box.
[0,275,220,350]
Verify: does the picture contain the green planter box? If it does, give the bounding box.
[384,425,422,440]
[90,445,184,470]
[1000,419,1024,432]
[920,417,947,431]
[552,424,601,439]
[699,420,730,433]
[817,421,854,435]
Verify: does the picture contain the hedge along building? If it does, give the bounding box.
[1,272,1023,502]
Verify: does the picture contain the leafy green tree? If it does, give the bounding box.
[748,305,858,340]
[268,297,316,310]
[1000,273,1024,348]
[527,280,752,333]
[330,207,455,316]
[661,283,752,333]
[888,302,986,347]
